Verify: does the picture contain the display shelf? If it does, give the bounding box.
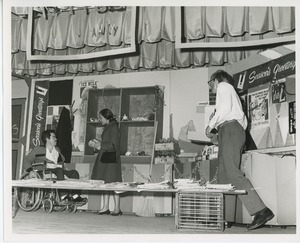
[84,86,164,160]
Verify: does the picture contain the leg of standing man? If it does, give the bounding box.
[218,121,274,230]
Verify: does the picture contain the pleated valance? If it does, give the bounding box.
[11,6,295,77]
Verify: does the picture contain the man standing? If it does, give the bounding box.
[205,70,274,230]
[24,129,86,203]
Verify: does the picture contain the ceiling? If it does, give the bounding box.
[11,6,295,79]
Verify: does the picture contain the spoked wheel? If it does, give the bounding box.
[43,198,54,213]
[68,204,77,214]
[54,205,67,212]
[17,172,44,212]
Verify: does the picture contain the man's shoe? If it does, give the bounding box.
[72,195,88,203]
[247,207,274,230]
[225,222,234,229]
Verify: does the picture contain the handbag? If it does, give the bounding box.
[100,151,117,163]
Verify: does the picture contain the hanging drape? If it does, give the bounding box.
[11,6,295,78]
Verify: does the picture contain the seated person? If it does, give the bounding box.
[23,129,87,203]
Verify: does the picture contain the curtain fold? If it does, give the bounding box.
[184,7,205,39]
[162,7,176,42]
[48,13,71,49]
[66,9,87,48]
[33,16,53,51]
[225,7,248,36]
[272,7,295,33]
[249,7,273,35]
[11,6,295,77]
[142,7,163,43]
[84,8,107,47]
[205,7,224,37]
[11,17,22,53]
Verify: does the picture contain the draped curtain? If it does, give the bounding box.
[11,6,295,78]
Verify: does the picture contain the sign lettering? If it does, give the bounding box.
[29,81,49,149]
[233,52,295,91]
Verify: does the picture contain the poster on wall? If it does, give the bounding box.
[272,80,286,103]
[247,88,270,129]
[29,81,50,149]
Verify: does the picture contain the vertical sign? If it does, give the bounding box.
[29,81,49,149]
[289,101,296,134]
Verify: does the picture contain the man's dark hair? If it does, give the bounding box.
[41,129,56,145]
[210,70,234,85]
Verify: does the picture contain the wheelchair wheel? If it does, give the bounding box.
[17,172,44,212]
[43,198,53,213]
[68,204,77,214]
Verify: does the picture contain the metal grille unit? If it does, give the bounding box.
[175,191,224,232]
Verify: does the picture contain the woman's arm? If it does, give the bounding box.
[101,124,120,152]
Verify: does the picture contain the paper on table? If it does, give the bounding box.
[205,183,234,190]
[187,131,212,144]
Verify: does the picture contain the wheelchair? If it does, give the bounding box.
[16,161,87,214]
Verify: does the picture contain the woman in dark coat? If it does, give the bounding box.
[90,109,122,216]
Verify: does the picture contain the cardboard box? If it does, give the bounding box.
[238,152,296,225]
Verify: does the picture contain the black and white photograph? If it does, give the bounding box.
[2,0,299,242]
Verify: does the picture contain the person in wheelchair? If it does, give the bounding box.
[23,129,87,204]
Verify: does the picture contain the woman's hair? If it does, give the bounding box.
[99,108,116,122]
[210,70,234,85]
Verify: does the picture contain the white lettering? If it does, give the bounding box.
[32,138,40,147]
[248,67,271,84]
[273,61,296,78]
[35,97,45,121]
[33,122,41,146]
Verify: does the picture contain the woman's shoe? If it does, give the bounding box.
[96,209,110,215]
[110,211,122,216]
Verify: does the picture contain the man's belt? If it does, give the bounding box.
[217,119,237,130]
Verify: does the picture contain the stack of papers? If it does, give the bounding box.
[174,179,205,190]
[205,183,235,190]
[137,180,171,190]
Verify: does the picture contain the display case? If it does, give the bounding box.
[84,86,164,164]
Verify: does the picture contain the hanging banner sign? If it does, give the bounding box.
[29,81,50,149]
[233,52,295,92]
[289,101,296,134]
